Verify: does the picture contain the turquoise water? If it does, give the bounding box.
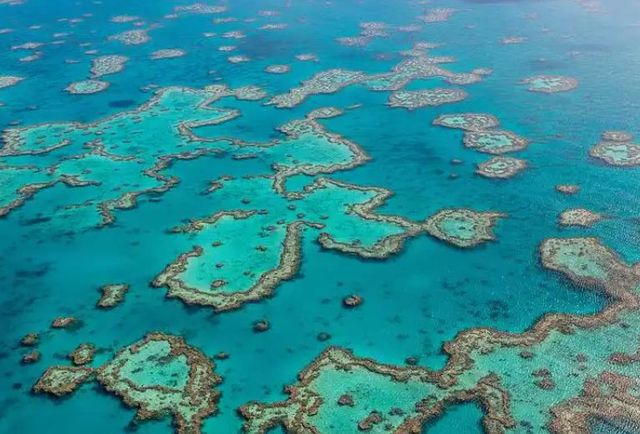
[1,0,640,433]
[424,403,484,433]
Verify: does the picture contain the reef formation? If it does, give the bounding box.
[34,333,221,434]
[241,237,640,434]
[90,55,128,78]
[0,86,242,228]
[97,283,129,308]
[433,113,529,155]
[6,4,637,434]
[476,156,527,179]
[267,47,490,109]
[0,83,503,312]
[558,208,603,228]
[590,131,640,167]
[388,88,468,110]
[65,79,110,95]
[152,175,504,311]
[521,75,579,94]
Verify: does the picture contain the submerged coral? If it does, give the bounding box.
[476,156,527,179]
[241,237,640,434]
[590,131,640,167]
[34,333,220,434]
[521,75,578,93]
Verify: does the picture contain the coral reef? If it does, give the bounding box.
[0,75,24,89]
[33,366,94,397]
[150,49,186,60]
[558,208,603,228]
[109,29,151,45]
[90,55,128,78]
[268,69,366,108]
[476,156,527,179]
[463,130,529,154]
[65,80,110,95]
[35,333,221,434]
[590,131,640,167]
[0,86,243,228]
[51,316,79,329]
[265,64,290,74]
[69,343,96,366]
[22,351,41,364]
[97,284,129,308]
[20,332,39,346]
[267,47,489,109]
[241,237,640,434]
[521,75,578,93]
[433,113,500,131]
[433,113,529,154]
[388,88,467,109]
[423,209,504,248]
[555,184,580,195]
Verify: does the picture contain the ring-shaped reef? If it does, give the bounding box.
[65,79,110,95]
[476,156,527,179]
[152,176,430,312]
[590,131,640,167]
[423,209,504,248]
[153,173,506,311]
[521,75,578,93]
[34,333,220,434]
[433,113,530,155]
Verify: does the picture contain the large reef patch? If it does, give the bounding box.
[590,131,640,167]
[433,113,529,155]
[1,85,504,314]
[34,333,220,434]
[241,237,640,433]
[267,46,489,109]
[0,86,248,229]
[152,175,465,312]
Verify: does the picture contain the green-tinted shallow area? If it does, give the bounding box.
[113,340,190,390]
[311,368,431,433]
[437,215,479,241]
[242,238,640,433]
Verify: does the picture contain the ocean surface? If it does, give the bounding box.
[1,0,640,433]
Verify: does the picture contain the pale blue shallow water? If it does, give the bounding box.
[1,0,639,433]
